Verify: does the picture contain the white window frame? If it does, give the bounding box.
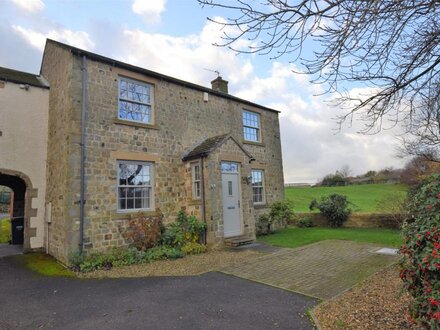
[251,169,265,205]
[118,76,154,124]
[191,162,201,200]
[242,110,261,142]
[117,160,154,212]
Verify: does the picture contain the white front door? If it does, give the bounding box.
[222,171,242,238]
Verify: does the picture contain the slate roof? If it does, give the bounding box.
[0,67,49,89]
[182,134,253,161]
[43,39,279,114]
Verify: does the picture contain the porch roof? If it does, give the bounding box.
[182,134,253,161]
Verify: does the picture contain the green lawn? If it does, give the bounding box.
[285,183,407,213]
[258,227,403,249]
[0,218,11,244]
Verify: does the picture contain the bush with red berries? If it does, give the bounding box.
[400,174,440,327]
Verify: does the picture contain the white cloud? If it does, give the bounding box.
[12,25,95,51]
[132,0,166,24]
[10,0,45,13]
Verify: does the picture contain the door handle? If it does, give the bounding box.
[238,200,240,208]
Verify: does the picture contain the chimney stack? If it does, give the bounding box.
[211,76,228,94]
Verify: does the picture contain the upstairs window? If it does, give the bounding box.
[119,77,153,124]
[243,111,260,142]
[192,163,201,200]
[251,170,265,204]
[117,161,153,211]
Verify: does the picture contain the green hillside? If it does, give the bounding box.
[285,183,408,213]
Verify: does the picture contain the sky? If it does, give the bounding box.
[0,0,408,183]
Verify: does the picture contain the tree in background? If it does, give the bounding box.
[199,0,440,137]
[399,85,440,162]
[400,156,440,186]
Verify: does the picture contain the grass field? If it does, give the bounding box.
[0,218,11,244]
[285,183,407,213]
[258,227,403,249]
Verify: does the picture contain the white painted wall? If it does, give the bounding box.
[0,81,49,249]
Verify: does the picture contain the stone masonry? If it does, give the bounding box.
[41,40,284,263]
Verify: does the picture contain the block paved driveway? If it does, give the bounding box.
[222,240,399,300]
[0,256,317,330]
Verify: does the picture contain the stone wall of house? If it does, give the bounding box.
[40,43,75,262]
[42,41,284,259]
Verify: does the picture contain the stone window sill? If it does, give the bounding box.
[112,210,161,219]
[188,200,202,206]
[113,118,159,130]
[253,204,268,209]
[243,140,265,147]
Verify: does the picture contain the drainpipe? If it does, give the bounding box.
[200,157,207,244]
[79,55,87,255]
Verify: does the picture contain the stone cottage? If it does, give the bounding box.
[0,67,50,251]
[2,39,284,263]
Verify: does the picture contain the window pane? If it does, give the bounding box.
[118,78,152,124]
[194,182,201,198]
[251,170,264,203]
[243,111,259,128]
[243,126,258,142]
[118,162,153,211]
[253,187,263,203]
[252,170,262,186]
[243,111,260,141]
[221,162,238,172]
[142,187,151,208]
[193,165,200,181]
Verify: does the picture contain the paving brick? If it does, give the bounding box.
[221,240,399,300]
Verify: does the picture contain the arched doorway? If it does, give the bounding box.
[0,170,35,251]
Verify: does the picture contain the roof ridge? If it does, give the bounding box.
[43,39,279,113]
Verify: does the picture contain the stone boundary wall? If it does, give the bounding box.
[295,212,402,229]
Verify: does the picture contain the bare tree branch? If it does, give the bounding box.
[199,0,440,138]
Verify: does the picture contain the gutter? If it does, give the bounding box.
[79,55,87,254]
[200,157,207,244]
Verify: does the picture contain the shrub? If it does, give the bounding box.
[297,217,313,228]
[256,201,295,235]
[161,210,206,248]
[256,213,271,235]
[269,200,294,228]
[400,174,440,327]
[70,246,184,272]
[181,242,207,255]
[122,213,163,251]
[161,222,185,248]
[309,194,351,227]
[320,173,347,186]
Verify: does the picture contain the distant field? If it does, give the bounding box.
[285,183,408,213]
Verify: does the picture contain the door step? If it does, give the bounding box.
[224,236,254,247]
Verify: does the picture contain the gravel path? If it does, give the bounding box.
[314,264,420,329]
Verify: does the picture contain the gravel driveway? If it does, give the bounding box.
[0,256,317,330]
